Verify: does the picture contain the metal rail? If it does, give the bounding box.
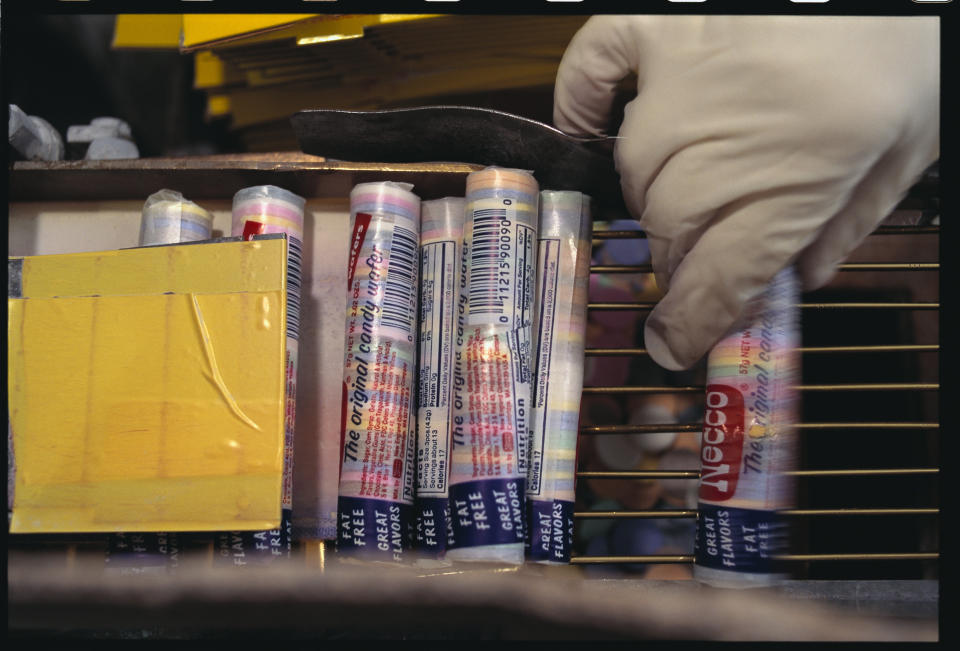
[572,508,938,520]
[576,468,939,480]
[579,422,939,434]
[588,225,939,240]
[587,301,939,311]
[570,553,939,564]
[580,383,939,394]
[590,262,939,274]
[584,344,940,356]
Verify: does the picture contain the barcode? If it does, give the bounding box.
[469,209,509,316]
[286,235,302,340]
[381,226,418,336]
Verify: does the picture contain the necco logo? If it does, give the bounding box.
[698,384,745,502]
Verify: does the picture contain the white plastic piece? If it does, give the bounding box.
[8,104,64,161]
[84,137,139,160]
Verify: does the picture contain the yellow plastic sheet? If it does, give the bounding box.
[8,238,288,533]
[112,14,183,49]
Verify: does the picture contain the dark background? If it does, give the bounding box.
[4,14,239,157]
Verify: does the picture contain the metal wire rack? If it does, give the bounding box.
[572,187,940,574]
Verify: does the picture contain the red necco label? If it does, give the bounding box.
[346,212,372,289]
[698,384,745,502]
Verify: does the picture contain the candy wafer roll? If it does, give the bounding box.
[213,184,306,565]
[138,189,213,246]
[105,532,181,576]
[526,191,592,564]
[337,182,421,563]
[446,168,538,565]
[414,197,465,562]
[106,189,213,572]
[693,266,800,587]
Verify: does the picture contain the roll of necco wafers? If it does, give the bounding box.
[446,168,538,565]
[693,266,800,587]
[218,184,306,564]
[105,532,181,576]
[337,182,421,563]
[109,189,213,571]
[414,197,466,561]
[526,191,592,564]
[138,189,213,246]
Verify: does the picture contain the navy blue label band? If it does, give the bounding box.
[415,497,450,555]
[526,499,574,563]
[338,497,413,562]
[105,531,181,573]
[214,509,293,568]
[447,478,526,549]
[694,503,788,574]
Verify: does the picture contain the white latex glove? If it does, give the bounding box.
[555,16,939,370]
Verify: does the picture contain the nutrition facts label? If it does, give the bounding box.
[340,213,419,513]
[528,238,560,497]
[417,240,458,497]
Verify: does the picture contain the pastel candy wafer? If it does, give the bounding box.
[526,191,592,564]
[337,182,421,563]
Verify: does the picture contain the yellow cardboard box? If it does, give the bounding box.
[8,237,288,534]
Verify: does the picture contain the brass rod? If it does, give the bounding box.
[799,302,939,310]
[575,510,697,519]
[576,468,939,480]
[778,553,939,562]
[577,471,701,479]
[570,555,694,565]
[870,226,940,235]
[588,226,938,239]
[585,344,939,356]
[589,262,938,274]
[574,508,937,519]
[581,386,702,394]
[588,302,658,310]
[788,468,939,477]
[580,383,938,394]
[585,348,649,356]
[580,422,938,434]
[587,302,939,311]
[581,424,703,434]
[569,553,939,564]
[796,383,939,391]
[590,231,647,240]
[794,422,939,430]
[782,508,939,516]
[797,344,940,354]
[590,265,653,274]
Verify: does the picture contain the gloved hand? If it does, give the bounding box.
[555,16,939,370]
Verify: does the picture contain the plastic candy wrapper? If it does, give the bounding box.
[139,189,214,246]
[693,266,800,587]
[105,532,181,576]
[414,197,466,563]
[337,182,421,563]
[217,184,306,564]
[105,189,214,571]
[446,168,538,565]
[526,191,592,564]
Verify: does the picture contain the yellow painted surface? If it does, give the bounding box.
[8,238,288,533]
[181,14,320,49]
[194,51,248,91]
[206,94,233,120]
[112,15,183,49]
[194,51,224,89]
[181,14,437,51]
